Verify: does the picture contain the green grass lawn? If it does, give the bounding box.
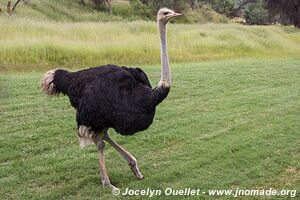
[0,58,299,199]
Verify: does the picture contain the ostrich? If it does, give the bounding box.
[40,8,181,189]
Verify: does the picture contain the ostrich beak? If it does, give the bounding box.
[172,12,182,17]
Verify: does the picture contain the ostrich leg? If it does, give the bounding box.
[92,133,117,189]
[103,132,144,179]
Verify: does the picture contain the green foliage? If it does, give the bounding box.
[1,58,300,199]
[129,0,154,20]
[0,0,231,24]
[245,1,269,25]
[183,5,228,23]
[134,0,189,11]
[129,0,190,21]
[264,0,300,28]
[209,0,235,17]
[129,0,229,23]
[0,0,123,22]
[172,0,187,11]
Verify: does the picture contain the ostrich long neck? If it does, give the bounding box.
[158,21,171,87]
[151,21,171,106]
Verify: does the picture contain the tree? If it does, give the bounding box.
[209,0,235,17]
[11,0,22,13]
[104,0,112,14]
[80,0,85,5]
[265,0,300,28]
[129,0,154,19]
[207,0,258,17]
[230,0,258,17]
[7,0,11,15]
[91,0,112,14]
[133,0,189,12]
[5,0,24,15]
[245,1,269,25]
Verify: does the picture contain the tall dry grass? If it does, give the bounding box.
[1,17,300,71]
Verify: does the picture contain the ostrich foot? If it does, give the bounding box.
[103,182,118,190]
[129,163,144,179]
[103,183,120,194]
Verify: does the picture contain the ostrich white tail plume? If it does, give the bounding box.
[40,70,57,96]
[78,126,95,148]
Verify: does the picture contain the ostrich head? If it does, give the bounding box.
[157,8,182,24]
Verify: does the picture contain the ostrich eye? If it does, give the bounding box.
[163,12,170,15]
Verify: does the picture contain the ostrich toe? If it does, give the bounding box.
[129,163,144,179]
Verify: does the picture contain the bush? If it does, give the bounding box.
[129,0,155,20]
[245,2,269,25]
[129,0,228,23]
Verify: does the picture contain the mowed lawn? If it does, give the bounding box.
[0,58,299,199]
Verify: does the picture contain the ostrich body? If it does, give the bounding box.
[41,8,181,189]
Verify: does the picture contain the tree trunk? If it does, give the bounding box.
[294,4,300,28]
[12,0,22,13]
[105,0,112,15]
[294,18,300,28]
[7,1,11,15]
